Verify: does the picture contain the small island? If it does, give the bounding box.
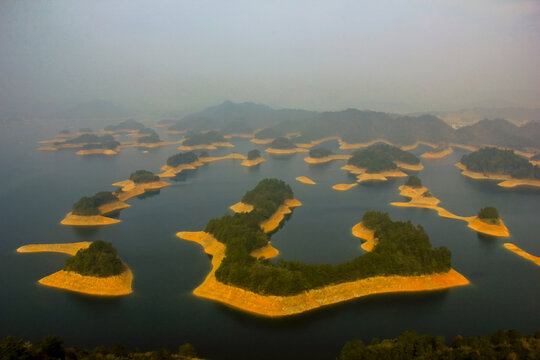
[112,170,170,201]
[332,183,358,191]
[241,149,266,167]
[503,243,540,267]
[296,176,316,185]
[178,130,234,151]
[177,179,468,317]
[61,191,127,226]
[265,137,309,154]
[19,240,132,296]
[104,119,145,133]
[457,147,540,188]
[251,128,282,144]
[159,151,205,177]
[304,147,351,164]
[39,134,121,154]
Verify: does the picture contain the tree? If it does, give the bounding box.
[178,343,197,358]
[247,149,261,160]
[478,206,500,224]
[33,335,64,359]
[405,176,422,188]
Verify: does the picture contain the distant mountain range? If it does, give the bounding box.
[169,101,540,151]
[413,107,540,128]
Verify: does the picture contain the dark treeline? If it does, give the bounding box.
[404,176,422,188]
[137,129,161,143]
[309,147,334,158]
[478,206,500,224]
[129,170,159,184]
[104,119,145,132]
[205,179,451,296]
[182,130,224,146]
[461,147,540,179]
[64,240,124,277]
[348,144,419,173]
[65,134,120,150]
[339,329,540,360]
[247,149,261,160]
[166,152,199,167]
[72,191,119,216]
[269,137,295,149]
[0,334,198,360]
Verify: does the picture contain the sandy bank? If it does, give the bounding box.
[39,267,133,296]
[76,148,118,156]
[450,143,478,152]
[229,202,254,213]
[265,147,309,155]
[199,153,246,163]
[158,161,205,178]
[504,243,540,267]
[467,217,510,237]
[17,242,91,256]
[332,183,358,191]
[251,138,275,145]
[250,243,279,259]
[400,141,437,151]
[393,185,441,207]
[351,223,377,252]
[394,161,424,171]
[224,133,254,139]
[455,162,540,188]
[241,157,266,167]
[177,231,469,317]
[39,138,67,144]
[341,164,411,182]
[260,198,302,233]
[295,136,342,148]
[98,201,131,215]
[338,138,393,150]
[295,176,316,185]
[421,147,453,159]
[111,180,170,202]
[304,154,351,164]
[60,212,121,226]
[178,142,234,151]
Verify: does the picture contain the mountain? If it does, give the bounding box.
[417,107,540,128]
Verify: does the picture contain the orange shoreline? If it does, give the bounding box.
[455,162,540,189]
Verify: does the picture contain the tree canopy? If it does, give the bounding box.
[461,147,540,179]
[270,137,295,149]
[348,144,419,173]
[247,149,261,160]
[72,191,119,216]
[183,130,224,146]
[478,206,500,224]
[166,152,199,167]
[64,240,124,277]
[137,129,161,143]
[129,170,159,184]
[309,147,334,158]
[405,176,422,188]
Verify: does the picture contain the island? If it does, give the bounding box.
[457,147,540,188]
[112,170,170,201]
[61,191,127,226]
[391,178,510,237]
[178,130,234,151]
[251,128,282,144]
[18,240,132,296]
[38,134,121,154]
[304,147,351,164]
[503,243,540,267]
[265,137,309,155]
[176,178,468,317]
[241,149,266,167]
[159,151,204,178]
[296,176,316,185]
[332,183,358,191]
[104,119,145,133]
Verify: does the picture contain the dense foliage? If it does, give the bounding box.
[309,147,334,158]
[254,127,282,139]
[0,335,199,360]
[183,130,224,146]
[247,149,261,160]
[104,119,145,131]
[478,206,500,224]
[64,240,124,277]
[166,152,199,167]
[205,179,451,296]
[405,176,422,188]
[339,329,540,360]
[129,170,159,184]
[461,147,540,179]
[72,191,119,216]
[137,129,161,143]
[66,134,120,150]
[348,144,419,173]
[269,137,295,149]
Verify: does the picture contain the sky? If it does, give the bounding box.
[1,0,539,116]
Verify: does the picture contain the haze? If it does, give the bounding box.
[1,0,539,117]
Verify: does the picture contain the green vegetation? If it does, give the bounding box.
[309,147,334,158]
[254,128,282,139]
[269,137,295,149]
[166,152,199,167]
[129,170,159,184]
[461,147,540,179]
[183,130,224,146]
[478,206,500,224]
[64,240,124,277]
[247,149,261,160]
[205,179,451,296]
[137,129,161,143]
[339,329,540,360]
[104,119,145,132]
[348,144,419,173]
[404,176,422,188]
[72,191,119,216]
[65,134,120,150]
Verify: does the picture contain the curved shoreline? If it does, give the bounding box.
[251,138,275,145]
[178,142,234,151]
[265,147,309,155]
[159,160,205,178]
[295,136,342,148]
[229,202,254,213]
[351,223,377,252]
[260,198,302,233]
[455,162,540,188]
[332,183,358,191]
[76,148,119,156]
[241,157,266,167]
[341,165,408,183]
[503,243,540,267]
[111,180,170,202]
[18,242,133,296]
[295,176,316,185]
[304,154,351,164]
[421,147,454,159]
[177,231,469,317]
[60,212,121,226]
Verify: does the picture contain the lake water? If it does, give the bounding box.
[1,119,539,360]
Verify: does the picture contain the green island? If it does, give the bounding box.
[205,179,452,296]
[129,170,160,184]
[136,129,161,143]
[404,175,423,188]
[460,147,540,180]
[166,151,199,167]
[183,130,225,146]
[268,137,295,150]
[64,240,124,277]
[254,127,282,139]
[247,149,261,160]
[104,119,145,132]
[65,134,118,146]
[309,147,335,158]
[347,144,420,173]
[477,206,500,225]
[72,191,119,216]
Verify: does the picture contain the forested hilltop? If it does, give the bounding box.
[205,179,451,296]
[348,144,419,173]
[461,147,540,179]
[164,101,540,150]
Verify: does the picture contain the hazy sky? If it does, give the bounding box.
[1,0,539,115]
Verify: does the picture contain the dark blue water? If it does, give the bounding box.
[1,120,539,360]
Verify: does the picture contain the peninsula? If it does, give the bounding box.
[421,146,454,159]
[18,240,132,296]
[295,176,316,185]
[61,191,127,226]
[503,243,540,267]
[304,147,351,164]
[177,179,468,317]
[112,170,170,202]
